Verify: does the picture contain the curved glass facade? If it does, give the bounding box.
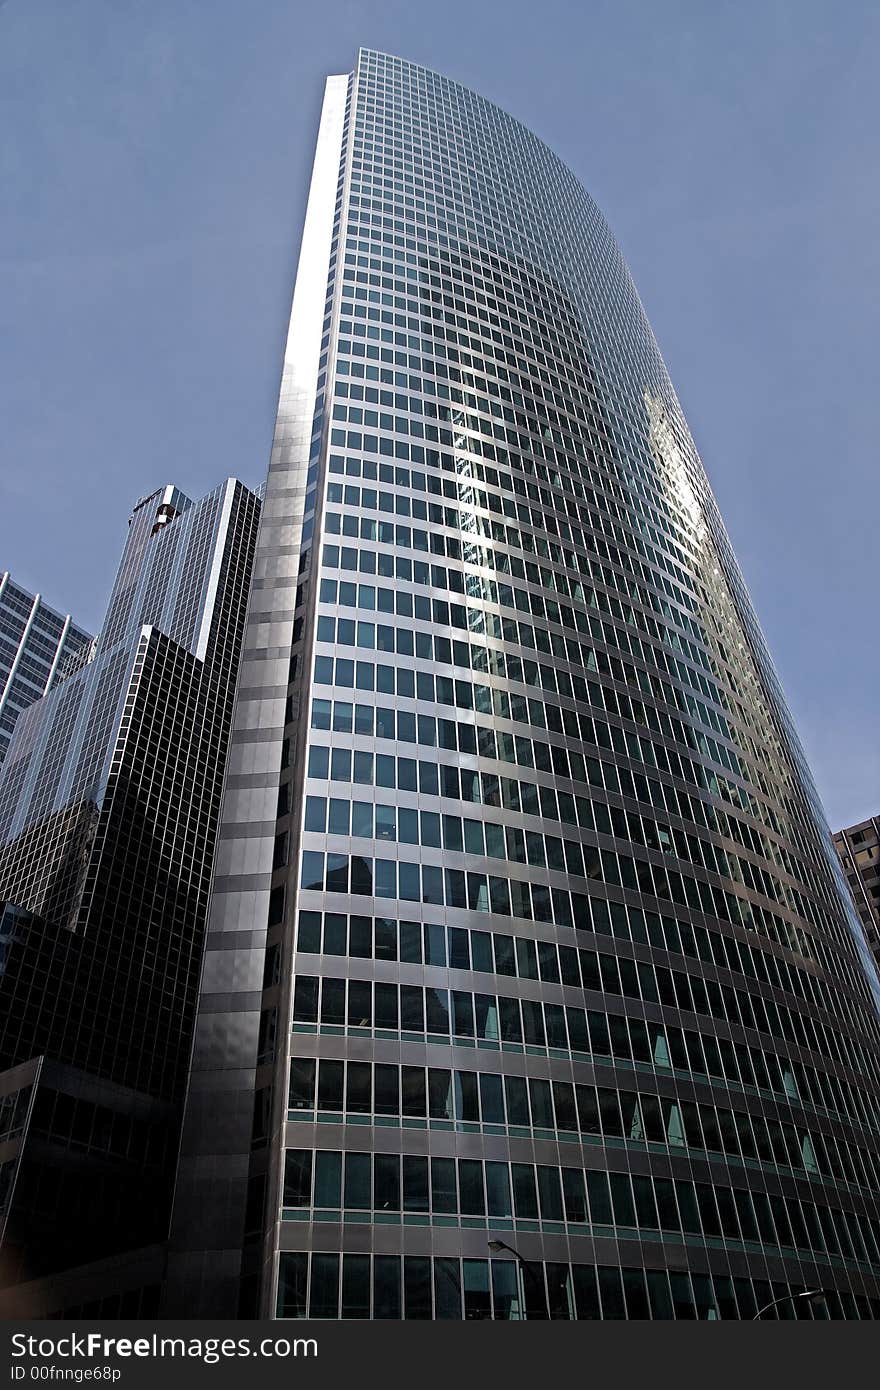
[170,50,880,1320]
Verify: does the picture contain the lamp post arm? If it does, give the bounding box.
[488,1239,550,1319]
[752,1290,823,1320]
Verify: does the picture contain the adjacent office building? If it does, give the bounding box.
[834,818,880,974]
[166,52,880,1320]
[0,478,261,1313]
[0,574,92,770]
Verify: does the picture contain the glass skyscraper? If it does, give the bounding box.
[0,479,261,1312]
[168,51,880,1320]
[0,573,92,770]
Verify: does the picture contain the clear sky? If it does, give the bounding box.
[0,0,876,829]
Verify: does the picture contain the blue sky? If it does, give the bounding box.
[1,0,877,828]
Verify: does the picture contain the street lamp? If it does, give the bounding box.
[752,1289,825,1320]
[487,1238,550,1320]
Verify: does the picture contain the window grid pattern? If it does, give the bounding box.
[0,574,92,769]
[176,52,880,1320]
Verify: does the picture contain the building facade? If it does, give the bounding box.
[834,817,880,975]
[167,51,880,1321]
[0,479,261,1309]
[0,573,92,770]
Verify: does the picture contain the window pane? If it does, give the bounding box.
[309,1254,339,1319]
[317,1059,343,1111]
[434,1259,462,1319]
[374,1257,401,1320]
[344,1153,371,1209]
[277,1253,308,1319]
[288,1058,315,1110]
[403,1258,432,1319]
[491,1259,522,1320]
[463,1260,492,1321]
[283,1150,312,1207]
[598,1266,626,1319]
[341,1255,371,1319]
[314,1151,341,1208]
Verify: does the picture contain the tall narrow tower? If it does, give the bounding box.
[0,479,261,1309]
[0,573,92,769]
[168,51,880,1321]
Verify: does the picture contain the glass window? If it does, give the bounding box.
[401,984,425,1031]
[277,1253,308,1319]
[372,1256,400,1317]
[609,1172,636,1228]
[289,1058,315,1109]
[317,1059,343,1111]
[400,921,422,963]
[598,1267,626,1319]
[622,1269,651,1319]
[325,853,348,893]
[322,913,345,955]
[463,1260,492,1321]
[401,1066,426,1116]
[528,1079,553,1128]
[572,1265,600,1320]
[321,978,345,1025]
[479,1072,505,1124]
[562,1167,587,1223]
[485,1162,512,1216]
[512,1164,538,1219]
[344,1153,371,1210]
[283,1150,312,1207]
[375,982,398,1030]
[669,1272,697,1320]
[300,852,324,892]
[374,1064,399,1115]
[341,1255,371,1319]
[403,1258,432,1320]
[346,1062,372,1113]
[374,1154,400,1211]
[458,1160,485,1215]
[646,1269,674,1320]
[586,1170,612,1225]
[471,931,493,973]
[347,980,371,1027]
[452,992,474,1037]
[421,811,441,847]
[292,977,318,1023]
[433,1259,462,1320]
[297,912,321,954]
[314,1151,341,1208]
[431,1158,457,1213]
[402,1156,429,1213]
[455,1071,479,1122]
[492,1259,522,1321]
[323,796,347,834]
[349,914,372,957]
[504,1075,529,1126]
[633,1175,659,1229]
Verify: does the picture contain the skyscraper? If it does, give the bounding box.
[0,479,261,1313]
[834,817,880,975]
[167,51,880,1320]
[0,574,92,770]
